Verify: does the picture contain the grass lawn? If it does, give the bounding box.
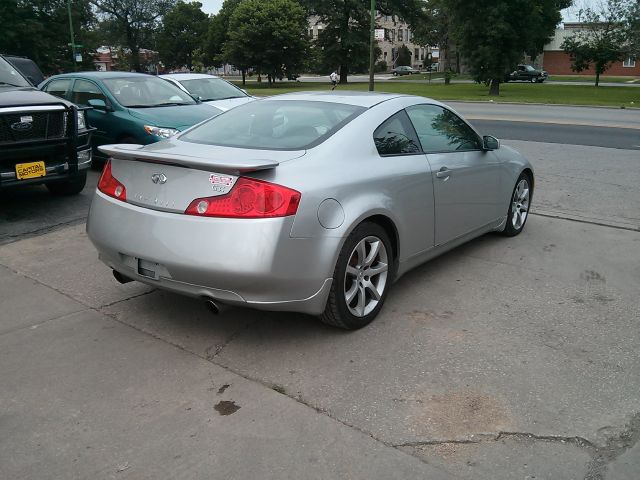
[549,75,640,84]
[237,81,639,107]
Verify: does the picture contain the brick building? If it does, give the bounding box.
[542,23,639,76]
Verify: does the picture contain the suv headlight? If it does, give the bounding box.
[144,125,179,138]
[77,110,87,130]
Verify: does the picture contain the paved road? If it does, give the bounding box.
[2,107,640,479]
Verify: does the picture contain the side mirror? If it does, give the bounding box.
[87,98,108,111]
[483,135,500,150]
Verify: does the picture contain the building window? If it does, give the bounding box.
[623,56,636,68]
[384,51,387,60]
[398,29,403,41]
[414,48,419,58]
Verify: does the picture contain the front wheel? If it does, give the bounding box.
[320,222,393,329]
[46,173,87,196]
[502,173,532,237]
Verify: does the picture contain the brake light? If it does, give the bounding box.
[98,160,127,201]
[185,177,300,218]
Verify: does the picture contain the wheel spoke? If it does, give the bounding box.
[364,240,381,267]
[366,263,388,277]
[520,187,529,202]
[346,265,359,277]
[357,285,366,316]
[364,280,381,301]
[356,240,367,267]
[345,282,358,304]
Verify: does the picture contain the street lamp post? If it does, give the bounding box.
[67,0,77,71]
[368,0,376,91]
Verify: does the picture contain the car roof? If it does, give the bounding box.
[264,91,408,108]
[46,71,156,81]
[160,73,220,81]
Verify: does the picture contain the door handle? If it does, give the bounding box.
[436,167,451,179]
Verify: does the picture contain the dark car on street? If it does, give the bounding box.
[391,66,418,76]
[0,54,93,195]
[506,64,548,83]
[40,72,222,164]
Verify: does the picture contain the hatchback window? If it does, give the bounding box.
[373,111,421,156]
[44,79,72,99]
[181,100,365,150]
[72,80,107,106]
[178,78,246,101]
[406,104,482,153]
[103,76,197,107]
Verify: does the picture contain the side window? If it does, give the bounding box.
[406,104,482,153]
[44,79,71,99]
[71,79,107,106]
[373,111,421,156]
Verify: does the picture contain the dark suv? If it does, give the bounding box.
[505,64,548,83]
[0,55,93,195]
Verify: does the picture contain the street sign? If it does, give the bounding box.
[374,29,385,40]
[75,54,82,62]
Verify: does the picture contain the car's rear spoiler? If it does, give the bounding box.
[98,144,279,174]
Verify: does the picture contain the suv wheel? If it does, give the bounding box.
[46,172,87,196]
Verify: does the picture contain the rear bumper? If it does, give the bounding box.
[87,191,340,315]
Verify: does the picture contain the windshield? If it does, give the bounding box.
[103,76,197,107]
[181,100,365,150]
[525,65,536,72]
[178,77,246,101]
[0,57,31,87]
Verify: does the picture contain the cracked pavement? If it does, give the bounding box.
[1,138,639,479]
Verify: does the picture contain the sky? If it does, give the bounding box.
[199,0,590,21]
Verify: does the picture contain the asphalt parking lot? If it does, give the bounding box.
[1,106,639,479]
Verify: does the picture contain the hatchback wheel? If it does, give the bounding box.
[321,222,393,329]
[502,173,531,236]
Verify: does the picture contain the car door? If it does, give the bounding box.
[406,104,502,246]
[70,79,113,150]
[372,110,435,257]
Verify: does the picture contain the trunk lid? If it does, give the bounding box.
[101,141,305,214]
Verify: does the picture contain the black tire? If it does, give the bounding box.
[46,172,87,196]
[502,172,532,237]
[320,222,394,330]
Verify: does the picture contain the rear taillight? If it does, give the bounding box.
[185,177,300,218]
[98,159,126,201]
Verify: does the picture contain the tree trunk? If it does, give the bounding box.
[489,78,500,96]
[267,73,272,87]
[595,70,600,87]
[241,68,246,86]
[125,23,141,72]
[339,65,348,84]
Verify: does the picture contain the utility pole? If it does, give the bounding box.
[368,0,376,91]
[67,0,77,71]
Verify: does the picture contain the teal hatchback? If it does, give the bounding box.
[40,72,222,162]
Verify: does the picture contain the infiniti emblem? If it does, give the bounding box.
[151,173,168,184]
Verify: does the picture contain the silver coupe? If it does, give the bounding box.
[87,92,533,329]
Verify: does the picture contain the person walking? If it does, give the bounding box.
[329,70,338,90]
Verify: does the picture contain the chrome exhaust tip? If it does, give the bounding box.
[205,299,220,315]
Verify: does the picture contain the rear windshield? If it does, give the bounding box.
[180,100,365,150]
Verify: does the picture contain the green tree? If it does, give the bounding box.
[411,0,455,82]
[0,0,96,75]
[561,0,630,87]
[158,1,209,70]
[304,0,426,83]
[628,1,640,56]
[90,0,175,71]
[224,0,309,86]
[448,0,571,95]
[396,44,411,66]
[204,0,243,67]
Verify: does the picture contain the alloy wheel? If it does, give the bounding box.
[343,236,389,317]
[511,178,530,230]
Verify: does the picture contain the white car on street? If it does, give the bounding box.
[161,73,254,111]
